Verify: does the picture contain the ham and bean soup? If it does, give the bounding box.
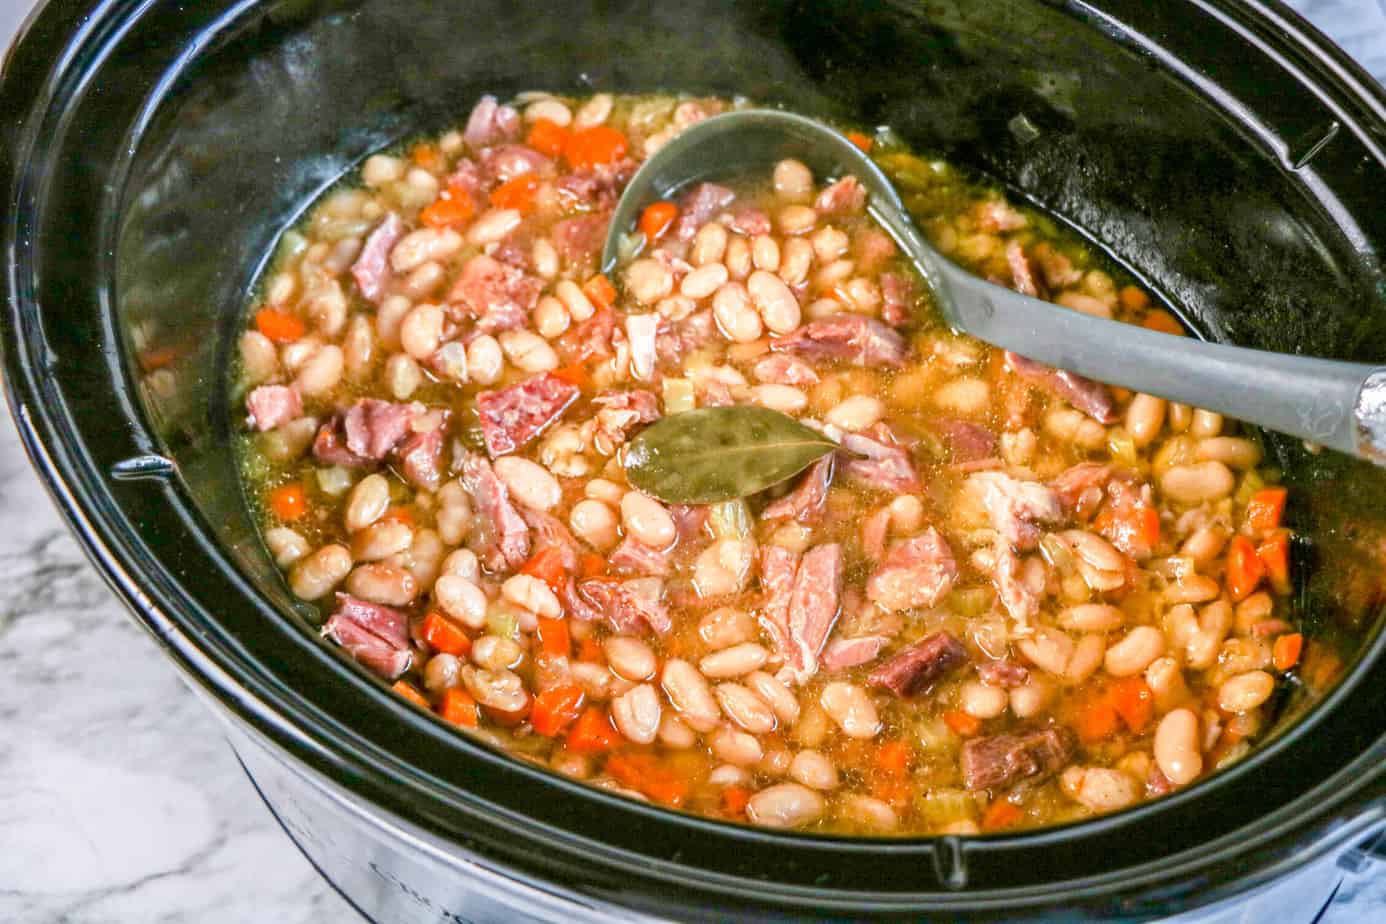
[236,93,1320,835]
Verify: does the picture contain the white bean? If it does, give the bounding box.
[712,281,763,342]
[711,725,764,766]
[344,473,391,532]
[501,574,561,619]
[524,97,572,126]
[620,492,676,548]
[1104,626,1166,677]
[295,344,344,396]
[747,783,823,828]
[434,575,488,629]
[573,93,613,128]
[352,520,414,562]
[715,682,777,734]
[499,329,559,373]
[819,682,881,739]
[555,279,596,321]
[778,238,813,287]
[700,643,769,678]
[265,527,309,568]
[625,258,674,305]
[680,262,729,299]
[751,384,808,414]
[289,544,352,600]
[777,204,817,235]
[392,228,462,273]
[747,270,801,334]
[789,750,839,790]
[493,456,561,511]
[959,681,1009,719]
[604,636,657,681]
[569,499,619,551]
[691,222,728,266]
[471,634,524,671]
[1058,604,1125,632]
[1126,394,1166,448]
[662,659,722,732]
[692,539,754,597]
[466,335,504,385]
[1160,461,1235,504]
[752,235,781,272]
[1154,708,1203,786]
[400,304,445,360]
[611,683,662,744]
[825,395,885,431]
[466,208,522,246]
[1218,670,1275,713]
[532,295,571,339]
[772,159,814,202]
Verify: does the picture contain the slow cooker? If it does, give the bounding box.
[4,0,1386,920]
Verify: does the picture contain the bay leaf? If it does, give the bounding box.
[623,406,839,504]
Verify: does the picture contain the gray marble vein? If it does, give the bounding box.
[3,0,1385,922]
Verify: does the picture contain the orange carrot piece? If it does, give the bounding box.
[438,688,478,727]
[576,636,603,662]
[1226,535,1266,601]
[1273,633,1304,672]
[490,174,541,213]
[522,547,569,594]
[254,308,305,343]
[1257,531,1292,595]
[1141,308,1184,336]
[411,142,443,172]
[1245,487,1288,533]
[638,201,680,241]
[530,683,586,737]
[721,785,752,817]
[982,799,1022,831]
[579,553,608,579]
[526,117,570,157]
[565,125,628,169]
[870,775,912,807]
[268,482,307,521]
[565,706,621,753]
[1108,677,1155,733]
[846,131,874,152]
[551,363,590,389]
[1075,697,1120,743]
[419,190,475,229]
[536,616,572,659]
[606,752,690,807]
[875,739,913,775]
[392,680,430,708]
[1118,285,1150,313]
[421,611,471,657]
[582,273,617,310]
[942,709,981,737]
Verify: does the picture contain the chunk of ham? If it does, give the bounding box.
[550,212,611,271]
[672,183,735,241]
[930,417,997,463]
[728,207,771,236]
[351,213,405,305]
[609,538,671,577]
[757,545,800,670]
[578,577,671,635]
[993,538,1040,624]
[866,528,958,612]
[1006,240,1040,297]
[771,314,908,367]
[314,398,417,466]
[1004,351,1118,423]
[476,373,580,457]
[753,353,820,386]
[322,593,411,679]
[821,635,889,672]
[960,727,1074,791]
[560,308,616,363]
[879,272,913,326]
[464,95,520,151]
[670,504,709,542]
[860,506,892,561]
[592,389,660,451]
[761,455,834,523]
[971,471,1063,551]
[459,453,530,571]
[973,199,1028,233]
[840,423,921,492]
[814,176,866,215]
[395,411,450,491]
[977,659,1030,688]
[245,385,302,432]
[781,543,845,685]
[853,228,897,275]
[655,309,718,366]
[867,631,968,697]
[479,144,552,184]
[517,507,581,572]
[555,161,636,212]
[447,254,544,335]
[1032,242,1082,289]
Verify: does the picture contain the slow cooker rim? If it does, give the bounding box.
[4,0,1386,914]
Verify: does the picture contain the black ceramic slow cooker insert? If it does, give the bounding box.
[4,0,1386,920]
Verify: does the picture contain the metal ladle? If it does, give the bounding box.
[602,109,1386,464]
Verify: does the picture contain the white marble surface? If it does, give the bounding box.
[3,1,1386,922]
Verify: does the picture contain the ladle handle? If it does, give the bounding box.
[934,261,1386,463]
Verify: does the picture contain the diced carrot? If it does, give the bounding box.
[530,683,586,737]
[551,363,590,389]
[565,706,622,753]
[419,189,475,228]
[606,752,690,807]
[437,688,478,727]
[522,547,569,594]
[537,616,572,659]
[381,505,415,527]
[982,799,1022,831]
[1075,697,1119,743]
[1141,308,1184,336]
[721,785,752,817]
[1095,502,1159,560]
[268,482,307,521]
[846,131,874,152]
[638,201,680,241]
[564,125,628,169]
[1110,386,1133,404]
[942,709,981,737]
[411,142,443,172]
[1273,632,1304,672]
[490,174,541,213]
[1118,285,1150,313]
[1108,676,1155,733]
[1245,487,1288,533]
[870,775,912,807]
[392,680,430,708]
[576,636,603,662]
[255,308,305,343]
[579,553,608,580]
[1226,535,1266,602]
[421,611,471,657]
[526,117,570,157]
[1257,530,1292,595]
[875,739,913,775]
[582,273,617,310]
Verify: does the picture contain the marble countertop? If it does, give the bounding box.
[3,1,1385,922]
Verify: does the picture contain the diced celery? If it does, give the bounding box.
[1234,469,1266,509]
[316,465,355,497]
[662,377,696,414]
[1107,427,1139,468]
[917,788,978,826]
[486,602,521,640]
[710,499,753,541]
[951,587,994,618]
